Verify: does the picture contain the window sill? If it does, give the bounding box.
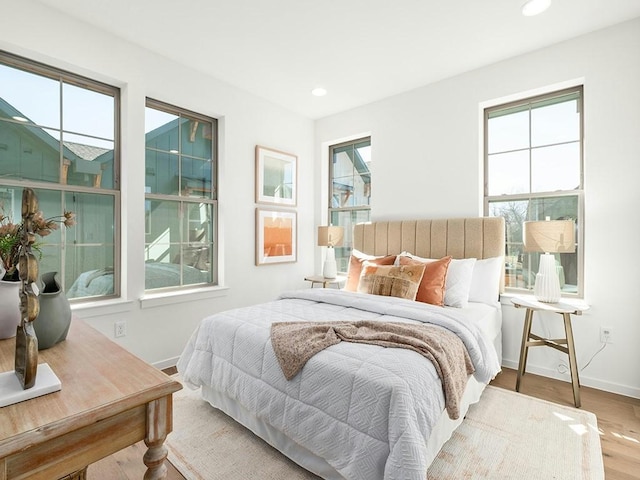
[71,298,136,318]
[139,285,229,309]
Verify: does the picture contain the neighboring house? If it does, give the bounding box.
[0,97,114,188]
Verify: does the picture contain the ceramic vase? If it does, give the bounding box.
[33,271,72,350]
[0,279,21,339]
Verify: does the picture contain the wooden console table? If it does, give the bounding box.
[0,319,182,479]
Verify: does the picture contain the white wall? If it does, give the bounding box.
[2,0,315,367]
[315,18,640,398]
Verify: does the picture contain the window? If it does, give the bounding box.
[328,137,371,273]
[0,51,119,300]
[484,86,584,297]
[144,99,217,290]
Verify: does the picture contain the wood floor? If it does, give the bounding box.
[88,367,640,479]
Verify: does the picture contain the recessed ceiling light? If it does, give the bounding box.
[522,0,551,16]
[12,115,28,122]
[311,87,327,97]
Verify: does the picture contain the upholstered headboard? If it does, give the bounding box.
[352,217,506,292]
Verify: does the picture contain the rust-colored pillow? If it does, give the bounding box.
[398,255,452,306]
[344,250,396,292]
[357,263,426,301]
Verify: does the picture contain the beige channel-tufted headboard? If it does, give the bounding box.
[352,217,506,292]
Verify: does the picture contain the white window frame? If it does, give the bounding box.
[144,98,218,292]
[0,50,121,302]
[328,137,371,274]
[484,86,585,299]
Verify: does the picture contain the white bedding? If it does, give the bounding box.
[177,289,502,480]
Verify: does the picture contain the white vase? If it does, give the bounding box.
[0,280,21,339]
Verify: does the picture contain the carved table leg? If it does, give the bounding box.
[143,395,173,480]
[59,467,88,480]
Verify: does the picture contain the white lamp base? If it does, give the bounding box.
[534,253,561,303]
[323,247,338,279]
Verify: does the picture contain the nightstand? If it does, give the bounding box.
[511,296,589,408]
[304,274,346,288]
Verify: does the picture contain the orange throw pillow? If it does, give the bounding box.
[344,250,397,292]
[398,255,452,306]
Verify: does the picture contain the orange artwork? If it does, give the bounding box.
[263,217,293,257]
[256,208,296,265]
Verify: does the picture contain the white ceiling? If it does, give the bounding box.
[36,0,640,119]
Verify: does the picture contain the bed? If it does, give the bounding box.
[177,217,505,480]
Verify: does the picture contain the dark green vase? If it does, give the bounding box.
[34,271,72,350]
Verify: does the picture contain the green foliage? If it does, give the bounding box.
[0,210,74,281]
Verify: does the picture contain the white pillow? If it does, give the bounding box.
[468,256,504,305]
[397,253,476,308]
[444,258,477,308]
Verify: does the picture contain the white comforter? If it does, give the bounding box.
[178,289,501,480]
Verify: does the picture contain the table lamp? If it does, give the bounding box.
[317,225,344,279]
[523,219,575,303]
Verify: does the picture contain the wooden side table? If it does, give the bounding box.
[304,274,347,288]
[511,296,589,408]
[0,319,182,479]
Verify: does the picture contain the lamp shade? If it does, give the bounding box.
[523,220,575,254]
[317,226,344,247]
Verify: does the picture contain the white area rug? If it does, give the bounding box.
[166,383,604,480]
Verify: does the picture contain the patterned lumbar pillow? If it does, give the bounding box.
[357,263,426,301]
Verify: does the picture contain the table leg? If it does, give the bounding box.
[143,395,173,480]
[516,308,534,391]
[563,313,581,408]
[59,467,88,479]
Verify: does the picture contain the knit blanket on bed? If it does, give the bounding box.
[270,320,475,419]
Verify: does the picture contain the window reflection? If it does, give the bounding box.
[0,66,116,188]
[0,53,119,301]
[144,100,217,290]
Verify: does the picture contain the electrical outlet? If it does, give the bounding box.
[600,326,613,344]
[114,320,127,338]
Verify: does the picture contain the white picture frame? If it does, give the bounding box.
[255,145,297,206]
[255,208,297,265]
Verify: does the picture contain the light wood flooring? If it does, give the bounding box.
[88,367,640,479]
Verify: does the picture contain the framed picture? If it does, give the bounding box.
[255,145,297,206]
[256,208,297,265]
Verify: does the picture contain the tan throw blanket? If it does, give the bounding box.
[270,321,475,419]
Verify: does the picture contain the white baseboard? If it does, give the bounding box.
[501,359,640,400]
[153,356,180,372]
